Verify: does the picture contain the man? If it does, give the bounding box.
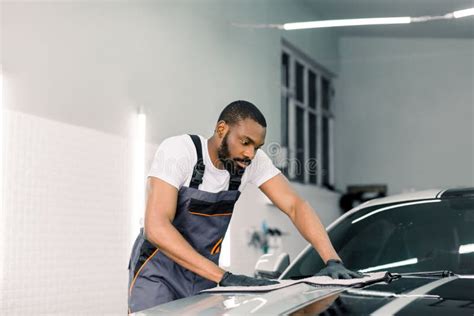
[128,100,362,313]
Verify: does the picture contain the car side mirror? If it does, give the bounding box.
[254,253,290,279]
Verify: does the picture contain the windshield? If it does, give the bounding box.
[282,197,474,279]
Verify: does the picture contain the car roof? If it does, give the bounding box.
[349,188,443,213]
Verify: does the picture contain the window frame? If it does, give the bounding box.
[281,39,336,187]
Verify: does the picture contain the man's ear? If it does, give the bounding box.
[215,120,228,138]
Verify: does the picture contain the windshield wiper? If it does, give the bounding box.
[289,270,455,281]
[290,270,455,280]
[392,270,455,278]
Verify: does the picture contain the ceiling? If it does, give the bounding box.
[304,0,474,38]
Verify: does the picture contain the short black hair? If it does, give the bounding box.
[218,100,267,128]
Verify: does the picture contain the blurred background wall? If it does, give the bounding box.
[335,37,474,194]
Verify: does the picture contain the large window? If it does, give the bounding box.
[280,40,335,188]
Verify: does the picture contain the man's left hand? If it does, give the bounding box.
[316,259,364,279]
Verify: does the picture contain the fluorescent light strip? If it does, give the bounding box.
[283,17,411,30]
[360,258,418,273]
[131,108,146,248]
[459,243,474,254]
[352,200,441,224]
[453,8,474,18]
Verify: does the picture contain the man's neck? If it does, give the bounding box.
[207,135,225,170]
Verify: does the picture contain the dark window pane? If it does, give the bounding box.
[280,95,290,177]
[282,53,289,87]
[281,96,289,147]
[296,107,305,183]
[308,71,316,109]
[322,117,330,186]
[308,113,317,184]
[295,62,304,103]
[322,78,330,110]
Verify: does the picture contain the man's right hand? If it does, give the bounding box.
[219,271,279,287]
[316,259,364,279]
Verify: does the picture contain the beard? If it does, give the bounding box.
[217,132,251,175]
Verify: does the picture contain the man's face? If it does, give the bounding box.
[217,118,266,173]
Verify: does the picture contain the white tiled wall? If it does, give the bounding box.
[1,110,133,315]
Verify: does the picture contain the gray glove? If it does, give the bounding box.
[316,259,364,279]
[219,271,279,287]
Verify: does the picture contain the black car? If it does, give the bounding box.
[136,187,474,315]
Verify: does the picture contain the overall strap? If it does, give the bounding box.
[228,168,244,191]
[189,134,205,189]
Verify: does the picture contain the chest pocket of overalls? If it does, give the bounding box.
[187,198,236,256]
[188,198,236,216]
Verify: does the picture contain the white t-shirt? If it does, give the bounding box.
[147,134,281,192]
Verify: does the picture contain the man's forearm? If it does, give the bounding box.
[290,199,341,263]
[145,220,225,283]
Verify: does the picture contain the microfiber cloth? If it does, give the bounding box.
[200,271,390,293]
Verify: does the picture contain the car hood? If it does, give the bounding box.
[134,275,474,315]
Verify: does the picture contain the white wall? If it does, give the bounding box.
[335,37,474,195]
[1,110,132,314]
[1,1,341,313]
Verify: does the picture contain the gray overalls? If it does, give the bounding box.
[128,134,244,313]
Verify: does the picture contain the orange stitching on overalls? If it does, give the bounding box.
[129,248,159,296]
[211,238,223,255]
[189,211,232,217]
